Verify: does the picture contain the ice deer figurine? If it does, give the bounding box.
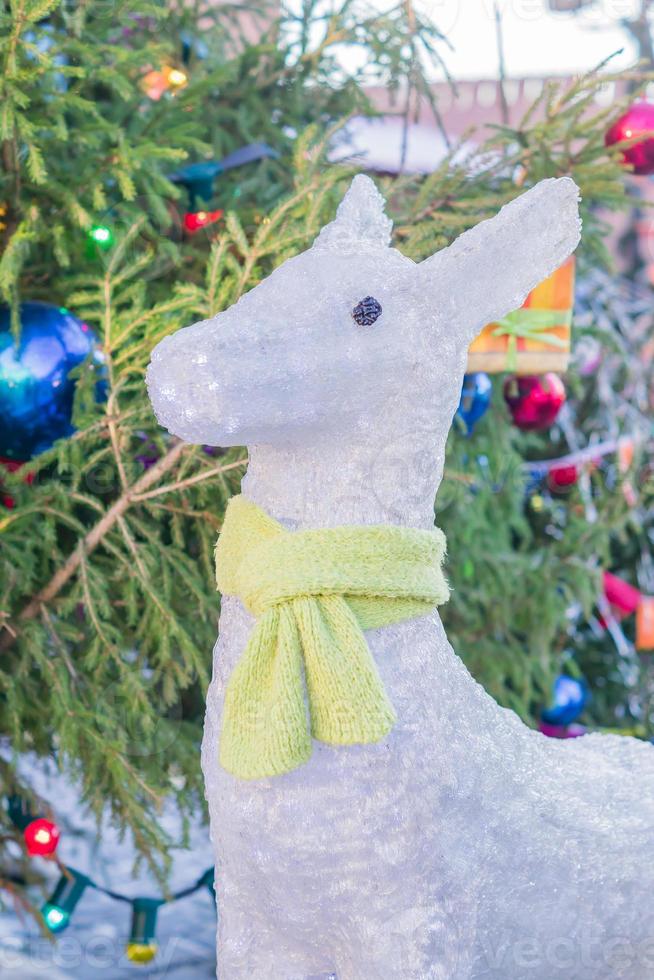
[147,176,654,980]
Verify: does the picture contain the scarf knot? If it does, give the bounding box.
[215,495,449,779]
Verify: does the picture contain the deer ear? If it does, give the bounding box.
[419,177,581,348]
[313,174,393,252]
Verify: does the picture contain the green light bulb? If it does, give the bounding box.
[42,868,90,933]
[89,225,113,248]
[42,903,69,932]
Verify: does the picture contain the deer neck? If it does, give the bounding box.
[241,430,445,532]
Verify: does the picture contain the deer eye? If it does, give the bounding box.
[352,296,382,326]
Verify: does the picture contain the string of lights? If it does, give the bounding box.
[86,142,279,250]
[7,796,215,964]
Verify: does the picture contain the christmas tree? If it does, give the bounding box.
[1,0,652,933]
[0,0,444,915]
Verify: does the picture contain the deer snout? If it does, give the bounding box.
[146,322,239,446]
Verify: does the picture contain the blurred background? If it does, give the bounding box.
[0,0,653,976]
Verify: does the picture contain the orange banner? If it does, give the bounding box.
[636,597,654,651]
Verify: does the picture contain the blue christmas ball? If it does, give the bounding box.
[541,674,588,727]
[0,302,99,460]
[457,372,492,435]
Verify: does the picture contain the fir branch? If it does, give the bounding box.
[1,440,187,647]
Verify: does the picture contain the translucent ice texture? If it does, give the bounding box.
[147,175,580,453]
[148,177,654,980]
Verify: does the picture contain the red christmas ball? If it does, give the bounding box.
[547,463,578,491]
[503,373,566,431]
[605,101,654,176]
[23,817,60,857]
[1,456,34,509]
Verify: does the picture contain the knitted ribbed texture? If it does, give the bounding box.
[214,495,450,779]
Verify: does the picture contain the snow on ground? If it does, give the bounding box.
[0,759,216,979]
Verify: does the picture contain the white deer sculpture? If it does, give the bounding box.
[147,175,654,980]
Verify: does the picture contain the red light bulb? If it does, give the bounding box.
[183,209,223,234]
[24,817,61,856]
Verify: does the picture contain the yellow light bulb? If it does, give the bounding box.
[126,942,157,964]
[167,68,187,88]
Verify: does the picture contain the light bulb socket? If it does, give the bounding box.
[129,897,163,946]
[7,794,38,832]
[42,868,91,933]
[199,867,215,901]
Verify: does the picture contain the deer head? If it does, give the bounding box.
[147,175,580,450]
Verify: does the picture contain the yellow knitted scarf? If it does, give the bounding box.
[215,495,449,780]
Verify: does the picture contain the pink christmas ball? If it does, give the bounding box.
[605,101,654,176]
[503,373,566,431]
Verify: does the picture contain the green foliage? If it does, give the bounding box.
[0,0,442,304]
[439,401,604,718]
[1,0,653,922]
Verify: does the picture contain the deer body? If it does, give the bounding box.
[147,176,654,979]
